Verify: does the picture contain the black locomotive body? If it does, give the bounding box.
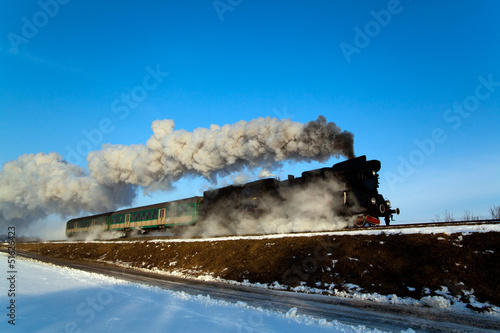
[66,155,399,237]
[201,155,399,227]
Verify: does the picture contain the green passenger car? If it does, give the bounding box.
[65,212,113,237]
[108,196,203,233]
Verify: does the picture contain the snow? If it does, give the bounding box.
[420,296,451,309]
[0,253,400,333]
[97,257,500,317]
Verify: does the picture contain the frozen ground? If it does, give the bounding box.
[0,253,412,333]
[4,223,499,332]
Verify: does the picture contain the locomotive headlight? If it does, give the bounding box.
[386,200,391,208]
[372,169,377,176]
[371,197,376,205]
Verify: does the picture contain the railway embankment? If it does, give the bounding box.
[9,229,500,311]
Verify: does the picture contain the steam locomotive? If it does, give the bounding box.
[66,155,399,237]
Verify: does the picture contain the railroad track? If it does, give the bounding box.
[33,219,499,243]
[371,219,500,230]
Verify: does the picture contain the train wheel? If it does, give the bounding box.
[355,216,367,227]
[385,216,390,226]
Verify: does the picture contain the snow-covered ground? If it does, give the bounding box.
[0,253,413,333]
[2,223,498,332]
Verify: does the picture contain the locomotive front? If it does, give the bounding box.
[330,156,400,226]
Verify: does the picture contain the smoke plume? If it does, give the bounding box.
[87,115,354,189]
[0,116,354,234]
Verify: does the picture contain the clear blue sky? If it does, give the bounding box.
[1,0,499,223]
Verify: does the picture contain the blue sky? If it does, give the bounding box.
[1,0,499,223]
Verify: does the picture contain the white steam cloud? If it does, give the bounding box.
[182,179,357,238]
[0,153,135,231]
[0,116,354,234]
[87,115,354,189]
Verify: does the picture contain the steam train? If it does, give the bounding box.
[65,155,399,237]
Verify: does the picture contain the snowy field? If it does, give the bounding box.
[2,223,498,332]
[0,253,411,333]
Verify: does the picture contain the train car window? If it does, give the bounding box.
[153,210,158,219]
[146,211,151,220]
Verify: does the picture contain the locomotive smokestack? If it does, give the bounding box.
[0,115,354,233]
